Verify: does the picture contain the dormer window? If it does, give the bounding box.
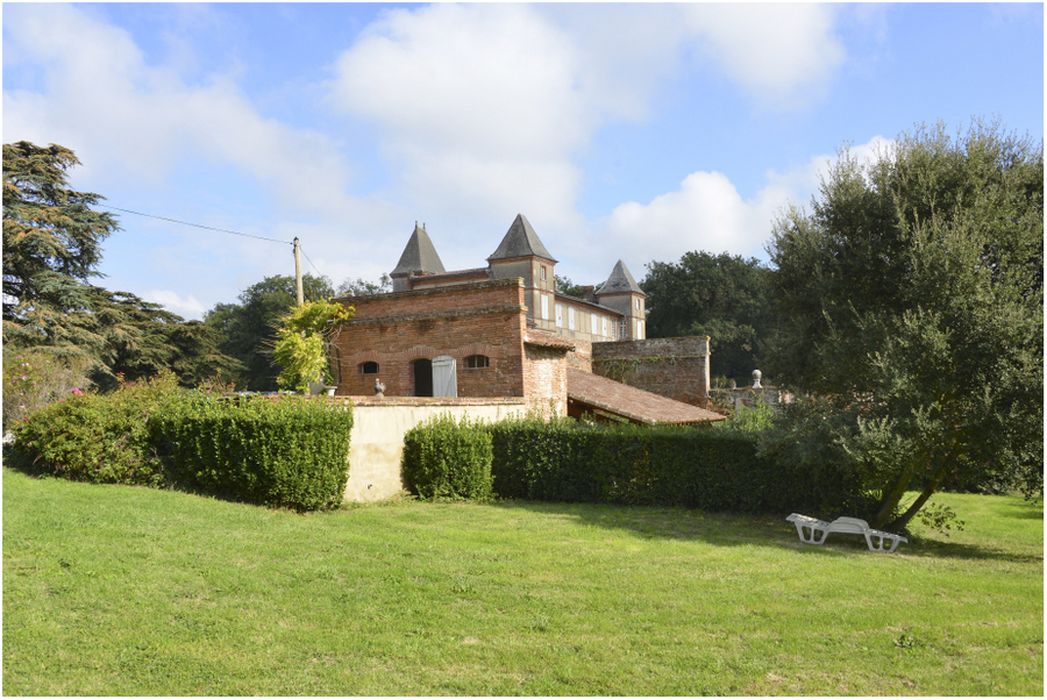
[359,361,379,374]
[464,354,490,369]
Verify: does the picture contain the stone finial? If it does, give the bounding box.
[374,377,386,398]
[752,369,762,389]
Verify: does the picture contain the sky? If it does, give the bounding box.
[3,1,1043,319]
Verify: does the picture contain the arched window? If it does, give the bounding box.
[359,361,379,375]
[464,354,490,369]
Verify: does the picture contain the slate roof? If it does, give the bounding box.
[567,368,725,424]
[392,224,446,276]
[488,213,557,262]
[598,259,643,295]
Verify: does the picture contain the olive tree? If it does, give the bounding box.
[766,122,1042,529]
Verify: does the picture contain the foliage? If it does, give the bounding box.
[641,251,775,382]
[204,273,335,390]
[768,122,1043,527]
[3,141,118,367]
[401,415,494,500]
[7,372,185,486]
[9,376,353,511]
[3,347,92,430]
[89,287,241,390]
[554,274,590,298]
[271,299,354,392]
[337,273,392,296]
[486,418,866,515]
[714,398,776,436]
[3,141,239,391]
[149,396,353,511]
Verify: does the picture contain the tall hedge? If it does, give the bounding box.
[150,396,353,511]
[402,415,493,500]
[489,419,866,515]
[10,383,354,512]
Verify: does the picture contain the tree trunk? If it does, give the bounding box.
[871,463,916,529]
[887,461,949,531]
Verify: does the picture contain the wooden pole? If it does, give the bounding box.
[293,237,304,306]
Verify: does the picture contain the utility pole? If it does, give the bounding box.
[293,237,304,306]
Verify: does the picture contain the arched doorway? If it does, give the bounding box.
[412,358,433,397]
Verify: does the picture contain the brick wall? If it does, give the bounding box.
[566,338,593,371]
[331,280,528,398]
[591,336,711,408]
[522,343,568,417]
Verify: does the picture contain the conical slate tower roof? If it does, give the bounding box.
[488,213,556,262]
[598,259,643,295]
[391,223,446,276]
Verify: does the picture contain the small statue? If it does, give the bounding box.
[373,377,386,398]
[752,369,762,389]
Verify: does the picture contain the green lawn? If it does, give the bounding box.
[3,467,1042,695]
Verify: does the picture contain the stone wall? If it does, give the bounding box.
[343,397,529,502]
[591,335,711,408]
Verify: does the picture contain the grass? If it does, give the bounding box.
[3,467,1042,695]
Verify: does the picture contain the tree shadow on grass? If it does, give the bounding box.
[490,499,1042,564]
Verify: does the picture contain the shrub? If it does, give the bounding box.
[402,415,493,500]
[488,419,867,516]
[8,372,186,485]
[3,348,93,431]
[149,396,353,511]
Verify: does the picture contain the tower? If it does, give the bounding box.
[487,213,557,325]
[594,260,646,340]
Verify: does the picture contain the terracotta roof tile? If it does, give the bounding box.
[567,368,725,424]
[523,330,575,351]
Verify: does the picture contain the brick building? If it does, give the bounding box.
[331,214,723,424]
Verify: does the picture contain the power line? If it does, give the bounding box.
[101,205,291,245]
[299,245,325,278]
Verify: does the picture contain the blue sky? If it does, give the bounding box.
[3,2,1043,318]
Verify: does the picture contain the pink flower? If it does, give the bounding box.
[70,387,84,396]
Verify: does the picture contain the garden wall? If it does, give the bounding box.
[343,396,528,501]
[591,336,712,408]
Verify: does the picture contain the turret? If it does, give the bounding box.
[390,222,446,292]
[594,260,646,340]
[487,213,557,324]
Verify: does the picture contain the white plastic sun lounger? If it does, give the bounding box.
[786,513,907,553]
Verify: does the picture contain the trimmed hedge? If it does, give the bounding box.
[488,419,866,515]
[149,396,353,511]
[10,382,353,512]
[402,415,493,500]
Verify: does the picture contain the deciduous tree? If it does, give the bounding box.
[642,252,775,382]
[204,274,334,390]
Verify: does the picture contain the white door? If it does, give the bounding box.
[432,355,458,397]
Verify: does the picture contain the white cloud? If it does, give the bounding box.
[329,4,590,233]
[683,4,846,108]
[602,136,894,267]
[3,4,354,217]
[327,3,850,267]
[143,289,207,319]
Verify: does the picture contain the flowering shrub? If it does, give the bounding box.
[2,349,92,430]
[7,372,186,485]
